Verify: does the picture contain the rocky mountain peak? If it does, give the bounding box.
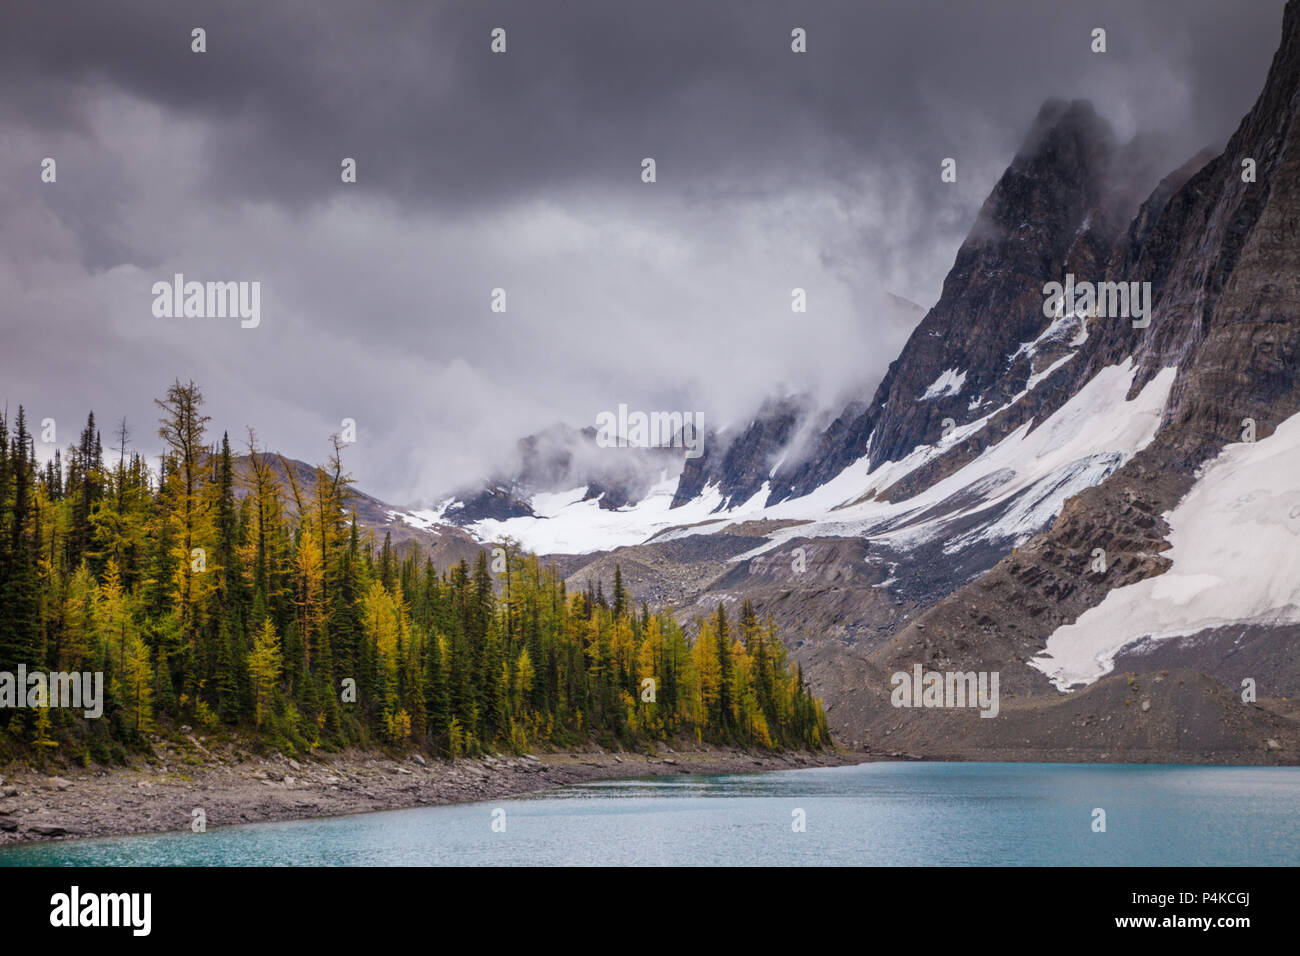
[766,96,1127,503]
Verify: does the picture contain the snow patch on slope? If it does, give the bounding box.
[920,368,967,400]
[394,500,455,531]
[1031,410,1300,690]
[1011,310,1088,361]
[387,509,443,535]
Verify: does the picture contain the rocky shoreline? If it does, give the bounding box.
[0,740,858,847]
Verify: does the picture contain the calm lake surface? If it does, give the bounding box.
[3,761,1298,866]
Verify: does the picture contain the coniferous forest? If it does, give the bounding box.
[0,380,830,762]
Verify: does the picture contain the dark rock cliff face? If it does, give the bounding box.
[1140,0,1300,460]
[670,395,813,509]
[764,99,1164,506]
[849,0,1300,753]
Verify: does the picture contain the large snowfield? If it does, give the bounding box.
[1032,409,1300,690]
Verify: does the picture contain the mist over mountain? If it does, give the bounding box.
[355,0,1300,764]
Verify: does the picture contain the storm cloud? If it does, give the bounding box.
[0,0,1285,503]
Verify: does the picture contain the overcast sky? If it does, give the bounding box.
[0,0,1286,504]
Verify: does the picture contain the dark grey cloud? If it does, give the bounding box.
[0,0,1287,503]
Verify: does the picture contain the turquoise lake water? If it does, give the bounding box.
[3,761,1298,866]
